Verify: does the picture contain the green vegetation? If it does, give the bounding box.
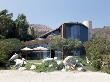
[0,9,33,68]
[84,38,110,73]
[25,60,64,72]
[63,39,82,56]
[0,9,34,41]
[15,14,31,41]
[48,35,82,54]
[27,60,42,64]
[0,39,23,66]
[48,35,65,50]
[36,60,58,72]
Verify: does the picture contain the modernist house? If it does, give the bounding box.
[39,22,89,59]
[25,21,91,59]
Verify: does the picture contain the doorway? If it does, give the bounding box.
[51,50,55,58]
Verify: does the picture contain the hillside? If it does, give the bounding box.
[92,26,110,39]
[28,24,53,37]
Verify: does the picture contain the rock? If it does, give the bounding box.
[77,67,83,71]
[18,67,26,70]
[75,63,83,68]
[14,58,27,69]
[30,65,36,70]
[57,61,62,65]
[61,68,66,72]
[63,56,76,65]
[63,56,76,70]
[77,67,86,72]
[49,64,53,67]
[9,53,19,61]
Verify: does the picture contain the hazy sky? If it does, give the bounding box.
[0,0,110,29]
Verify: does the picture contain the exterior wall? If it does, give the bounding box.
[62,23,88,42]
[83,20,92,40]
[80,25,88,42]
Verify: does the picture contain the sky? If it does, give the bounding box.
[0,0,110,29]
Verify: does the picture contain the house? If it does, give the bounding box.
[24,21,91,59]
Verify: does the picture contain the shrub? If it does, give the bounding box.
[101,55,110,73]
[25,62,33,70]
[84,38,110,73]
[57,62,64,70]
[44,60,58,72]
[25,60,64,72]
[35,60,60,72]
[0,35,5,39]
[35,64,48,72]
[102,65,110,74]
[0,39,23,66]
[91,60,102,71]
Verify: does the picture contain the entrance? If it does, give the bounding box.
[51,50,55,58]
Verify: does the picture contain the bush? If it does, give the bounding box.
[35,64,48,72]
[101,55,110,73]
[25,60,64,72]
[35,60,61,72]
[84,38,110,73]
[102,65,110,74]
[91,60,102,71]
[25,62,33,70]
[0,39,23,65]
[57,62,64,70]
[0,35,5,39]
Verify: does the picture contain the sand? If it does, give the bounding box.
[0,70,110,82]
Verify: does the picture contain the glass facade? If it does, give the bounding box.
[64,24,88,42]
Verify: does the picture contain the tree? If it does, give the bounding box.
[31,27,40,38]
[84,38,110,71]
[0,39,23,65]
[0,9,14,38]
[63,39,82,51]
[15,14,29,41]
[48,35,82,56]
[84,38,110,60]
[48,35,65,50]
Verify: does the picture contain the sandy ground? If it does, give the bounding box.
[0,70,110,82]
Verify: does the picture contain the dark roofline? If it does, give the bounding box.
[59,22,88,28]
[39,28,60,38]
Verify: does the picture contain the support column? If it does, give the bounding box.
[61,24,64,60]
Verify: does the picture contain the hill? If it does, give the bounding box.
[28,24,53,37]
[92,26,110,40]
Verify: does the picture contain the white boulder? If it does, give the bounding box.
[57,61,62,65]
[61,68,66,72]
[30,65,36,70]
[77,67,83,71]
[49,64,53,67]
[18,67,26,70]
[14,58,27,69]
[9,53,19,61]
[77,67,86,72]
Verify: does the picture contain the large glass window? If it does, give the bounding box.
[70,25,80,39]
[65,26,71,39]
